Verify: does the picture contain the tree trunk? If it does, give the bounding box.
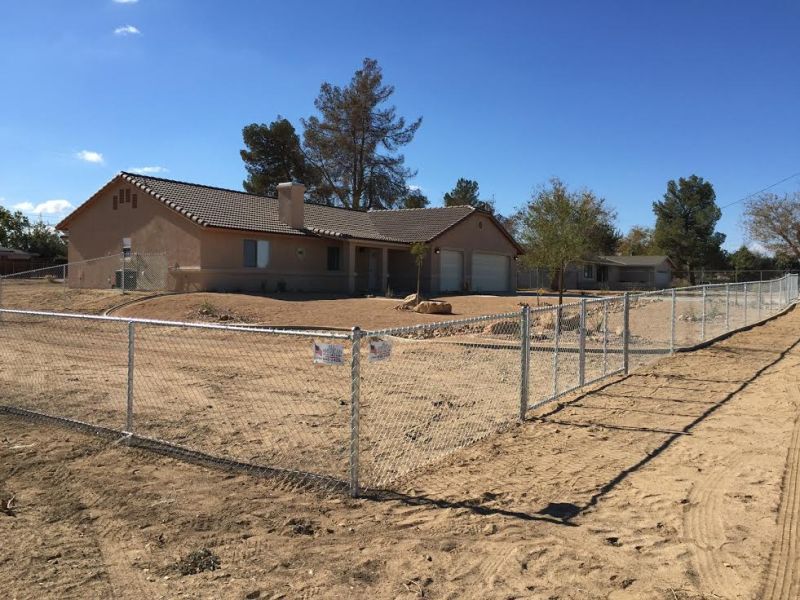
[558,267,565,305]
[416,263,421,298]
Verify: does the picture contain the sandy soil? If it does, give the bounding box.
[111,292,561,330]
[0,281,152,315]
[1,305,799,598]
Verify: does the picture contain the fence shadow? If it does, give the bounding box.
[364,333,800,525]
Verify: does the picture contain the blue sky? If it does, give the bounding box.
[1,0,799,250]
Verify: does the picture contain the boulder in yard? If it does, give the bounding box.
[414,301,452,315]
[395,293,422,311]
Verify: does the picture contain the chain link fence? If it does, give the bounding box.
[0,274,797,497]
[0,252,168,312]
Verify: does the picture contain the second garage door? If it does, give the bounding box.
[472,253,510,292]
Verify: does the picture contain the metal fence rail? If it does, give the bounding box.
[0,274,797,498]
[0,252,169,313]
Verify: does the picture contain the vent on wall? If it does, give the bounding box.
[113,189,138,210]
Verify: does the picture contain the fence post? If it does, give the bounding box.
[623,292,630,375]
[757,281,762,320]
[349,327,362,498]
[700,286,707,341]
[120,252,126,295]
[602,299,609,375]
[578,299,587,386]
[744,283,748,325]
[725,283,730,331]
[126,321,135,433]
[519,305,531,421]
[670,288,676,354]
[552,304,561,397]
[769,279,774,313]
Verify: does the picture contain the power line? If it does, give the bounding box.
[719,171,800,210]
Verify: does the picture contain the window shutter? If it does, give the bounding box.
[243,240,257,267]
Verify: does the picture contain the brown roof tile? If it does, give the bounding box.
[59,172,485,245]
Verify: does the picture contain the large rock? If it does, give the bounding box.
[395,293,422,311]
[414,300,452,315]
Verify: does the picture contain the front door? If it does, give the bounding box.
[597,265,609,283]
[368,250,379,291]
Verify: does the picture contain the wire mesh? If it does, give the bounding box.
[0,253,168,313]
[358,313,522,489]
[131,322,352,491]
[0,273,797,496]
[0,312,129,429]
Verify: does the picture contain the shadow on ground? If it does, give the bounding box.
[365,332,800,526]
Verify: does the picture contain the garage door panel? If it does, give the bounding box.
[440,250,463,292]
[472,253,509,292]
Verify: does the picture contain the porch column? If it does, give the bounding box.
[381,247,389,295]
[347,242,357,295]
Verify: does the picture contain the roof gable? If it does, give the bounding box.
[57,172,517,247]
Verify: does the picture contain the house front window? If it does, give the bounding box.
[327,246,341,271]
[583,264,594,279]
[244,239,270,268]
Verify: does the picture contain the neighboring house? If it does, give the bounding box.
[56,172,522,295]
[0,246,37,276]
[518,255,675,291]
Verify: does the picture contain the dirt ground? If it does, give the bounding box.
[2,304,799,598]
[110,291,561,330]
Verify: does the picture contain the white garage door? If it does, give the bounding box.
[439,250,463,292]
[472,253,510,292]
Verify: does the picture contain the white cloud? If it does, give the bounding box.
[113,0,139,3]
[114,25,141,36]
[76,150,104,164]
[128,166,168,175]
[13,199,74,215]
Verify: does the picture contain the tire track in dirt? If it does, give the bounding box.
[683,461,737,596]
[761,413,800,600]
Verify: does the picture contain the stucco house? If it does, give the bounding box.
[518,255,675,291]
[565,255,675,290]
[56,172,522,295]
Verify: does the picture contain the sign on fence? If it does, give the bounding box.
[313,341,345,365]
[368,338,392,362]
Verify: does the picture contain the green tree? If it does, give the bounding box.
[0,207,30,249]
[729,245,760,271]
[515,178,617,303]
[240,117,315,197]
[618,226,658,255]
[400,188,429,209]
[23,221,67,260]
[653,175,725,284]
[410,242,428,297]
[302,58,421,210]
[444,178,479,207]
[743,191,800,262]
[443,178,494,212]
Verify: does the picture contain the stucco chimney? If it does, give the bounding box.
[277,182,305,229]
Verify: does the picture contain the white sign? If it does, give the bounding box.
[313,341,344,365]
[368,338,392,362]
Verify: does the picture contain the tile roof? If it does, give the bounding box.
[595,255,672,267]
[59,172,488,245]
[0,246,34,258]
